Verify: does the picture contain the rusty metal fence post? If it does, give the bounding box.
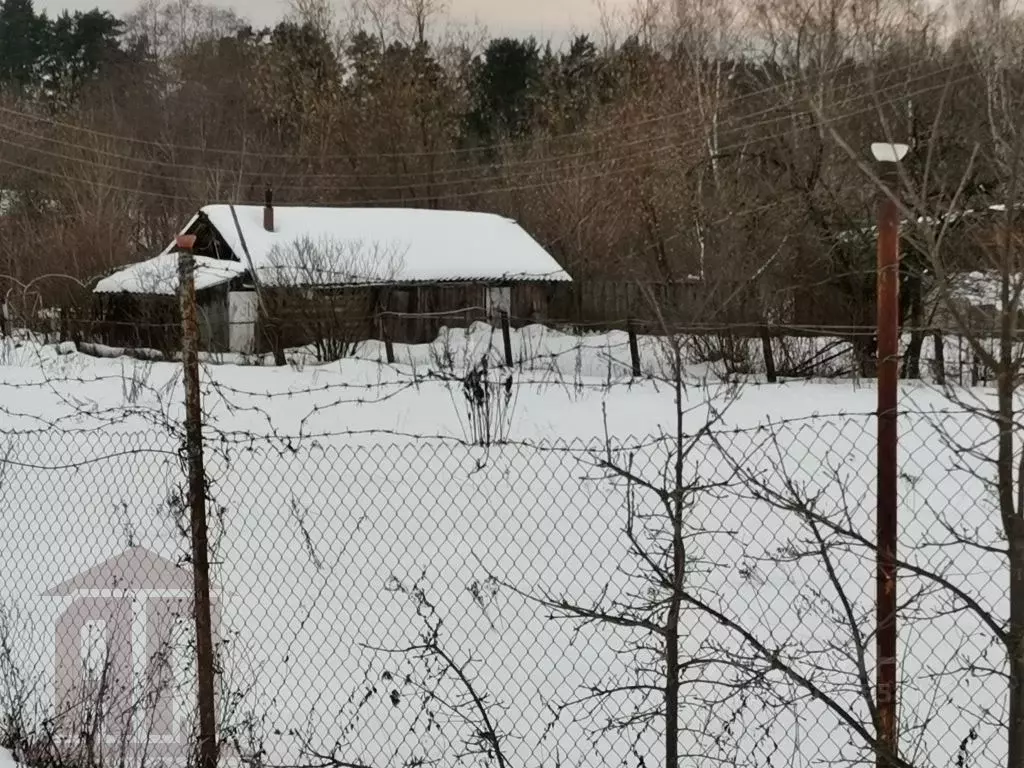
[177,233,218,768]
[871,141,907,768]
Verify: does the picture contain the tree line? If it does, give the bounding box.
[0,0,1017,349]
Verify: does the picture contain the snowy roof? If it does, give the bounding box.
[207,205,570,285]
[44,546,192,595]
[93,251,246,295]
[94,205,571,295]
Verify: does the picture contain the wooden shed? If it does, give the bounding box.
[93,196,572,356]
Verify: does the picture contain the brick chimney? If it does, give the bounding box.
[263,188,274,232]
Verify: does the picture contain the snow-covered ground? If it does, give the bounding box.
[0,324,1011,768]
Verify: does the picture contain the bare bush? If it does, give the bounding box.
[458,356,515,447]
[264,236,407,289]
[263,236,408,363]
[688,331,753,376]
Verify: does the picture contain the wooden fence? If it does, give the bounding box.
[14,276,883,358]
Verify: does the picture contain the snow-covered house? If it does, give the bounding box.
[92,196,572,354]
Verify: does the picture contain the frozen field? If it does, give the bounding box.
[0,324,1011,768]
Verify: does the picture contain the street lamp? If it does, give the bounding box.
[872,139,908,768]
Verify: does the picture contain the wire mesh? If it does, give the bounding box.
[0,404,1006,768]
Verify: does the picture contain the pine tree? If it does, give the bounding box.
[0,0,46,93]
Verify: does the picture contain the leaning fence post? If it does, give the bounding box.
[759,322,777,383]
[177,234,218,768]
[628,320,641,378]
[377,297,396,364]
[500,310,513,367]
[933,329,945,386]
[957,335,964,386]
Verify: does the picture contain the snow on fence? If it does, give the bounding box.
[0,409,1005,768]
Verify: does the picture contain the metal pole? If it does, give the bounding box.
[874,151,902,768]
[177,234,218,768]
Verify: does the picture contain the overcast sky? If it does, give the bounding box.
[34,0,633,43]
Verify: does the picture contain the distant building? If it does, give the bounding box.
[92,194,572,355]
[45,547,208,762]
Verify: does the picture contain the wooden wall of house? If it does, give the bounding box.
[378,284,481,343]
[92,294,181,353]
[197,288,229,353]
[89,288,229,355]
[509,284,549,326]
[255,283,561,351]
[379,283,561,341]
[244,280,775,355]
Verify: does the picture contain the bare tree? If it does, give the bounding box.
[396,0,449,47]
[123,0,246,60]
[470,315,760,766]
[689,5,1024,766]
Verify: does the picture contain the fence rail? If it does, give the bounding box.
[0,274,921,341]
[0,272,1013,390]
[3,312,1003,389]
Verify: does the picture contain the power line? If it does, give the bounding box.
[0,69,970,207]
[0,62,963,193]
[0,58,963,166]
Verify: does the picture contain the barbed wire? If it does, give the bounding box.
[0,405,987,466]
[0,321,1003,422]
[4,257,997,307]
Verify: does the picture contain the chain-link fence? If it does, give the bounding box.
[0,403,1006,768]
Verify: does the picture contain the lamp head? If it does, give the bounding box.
[871,142,910,163]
